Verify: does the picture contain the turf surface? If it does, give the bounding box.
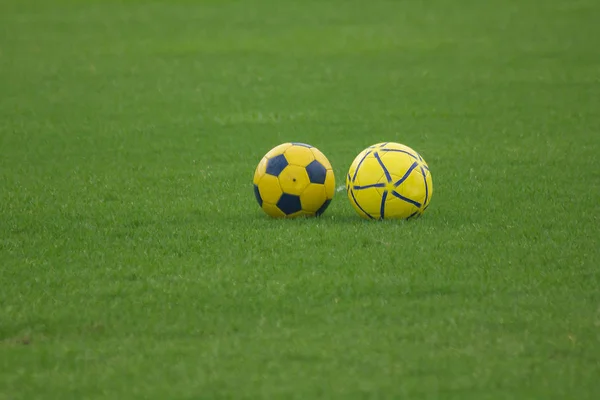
[1,0,599,398]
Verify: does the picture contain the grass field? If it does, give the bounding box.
[1,0,600,398]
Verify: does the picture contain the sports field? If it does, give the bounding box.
[1,0,599,398]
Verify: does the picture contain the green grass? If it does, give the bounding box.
[1,0,599,398]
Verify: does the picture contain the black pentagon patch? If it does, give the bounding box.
[315,199,331,216]
[266,154,288,176]
[306,160,327,184]
[253,184,263,206]
[291,142,312,148]
[277,193,302,215]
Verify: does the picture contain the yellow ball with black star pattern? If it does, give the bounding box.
[346,142,433,220]
[253,143,335,218]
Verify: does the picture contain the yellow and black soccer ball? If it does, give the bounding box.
[253,143,335,218]
[346,142,433,220]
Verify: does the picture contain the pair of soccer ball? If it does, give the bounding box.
[252,142,433,220]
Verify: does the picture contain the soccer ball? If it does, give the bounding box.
[253,143,335,218]
[346,142,432,220]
